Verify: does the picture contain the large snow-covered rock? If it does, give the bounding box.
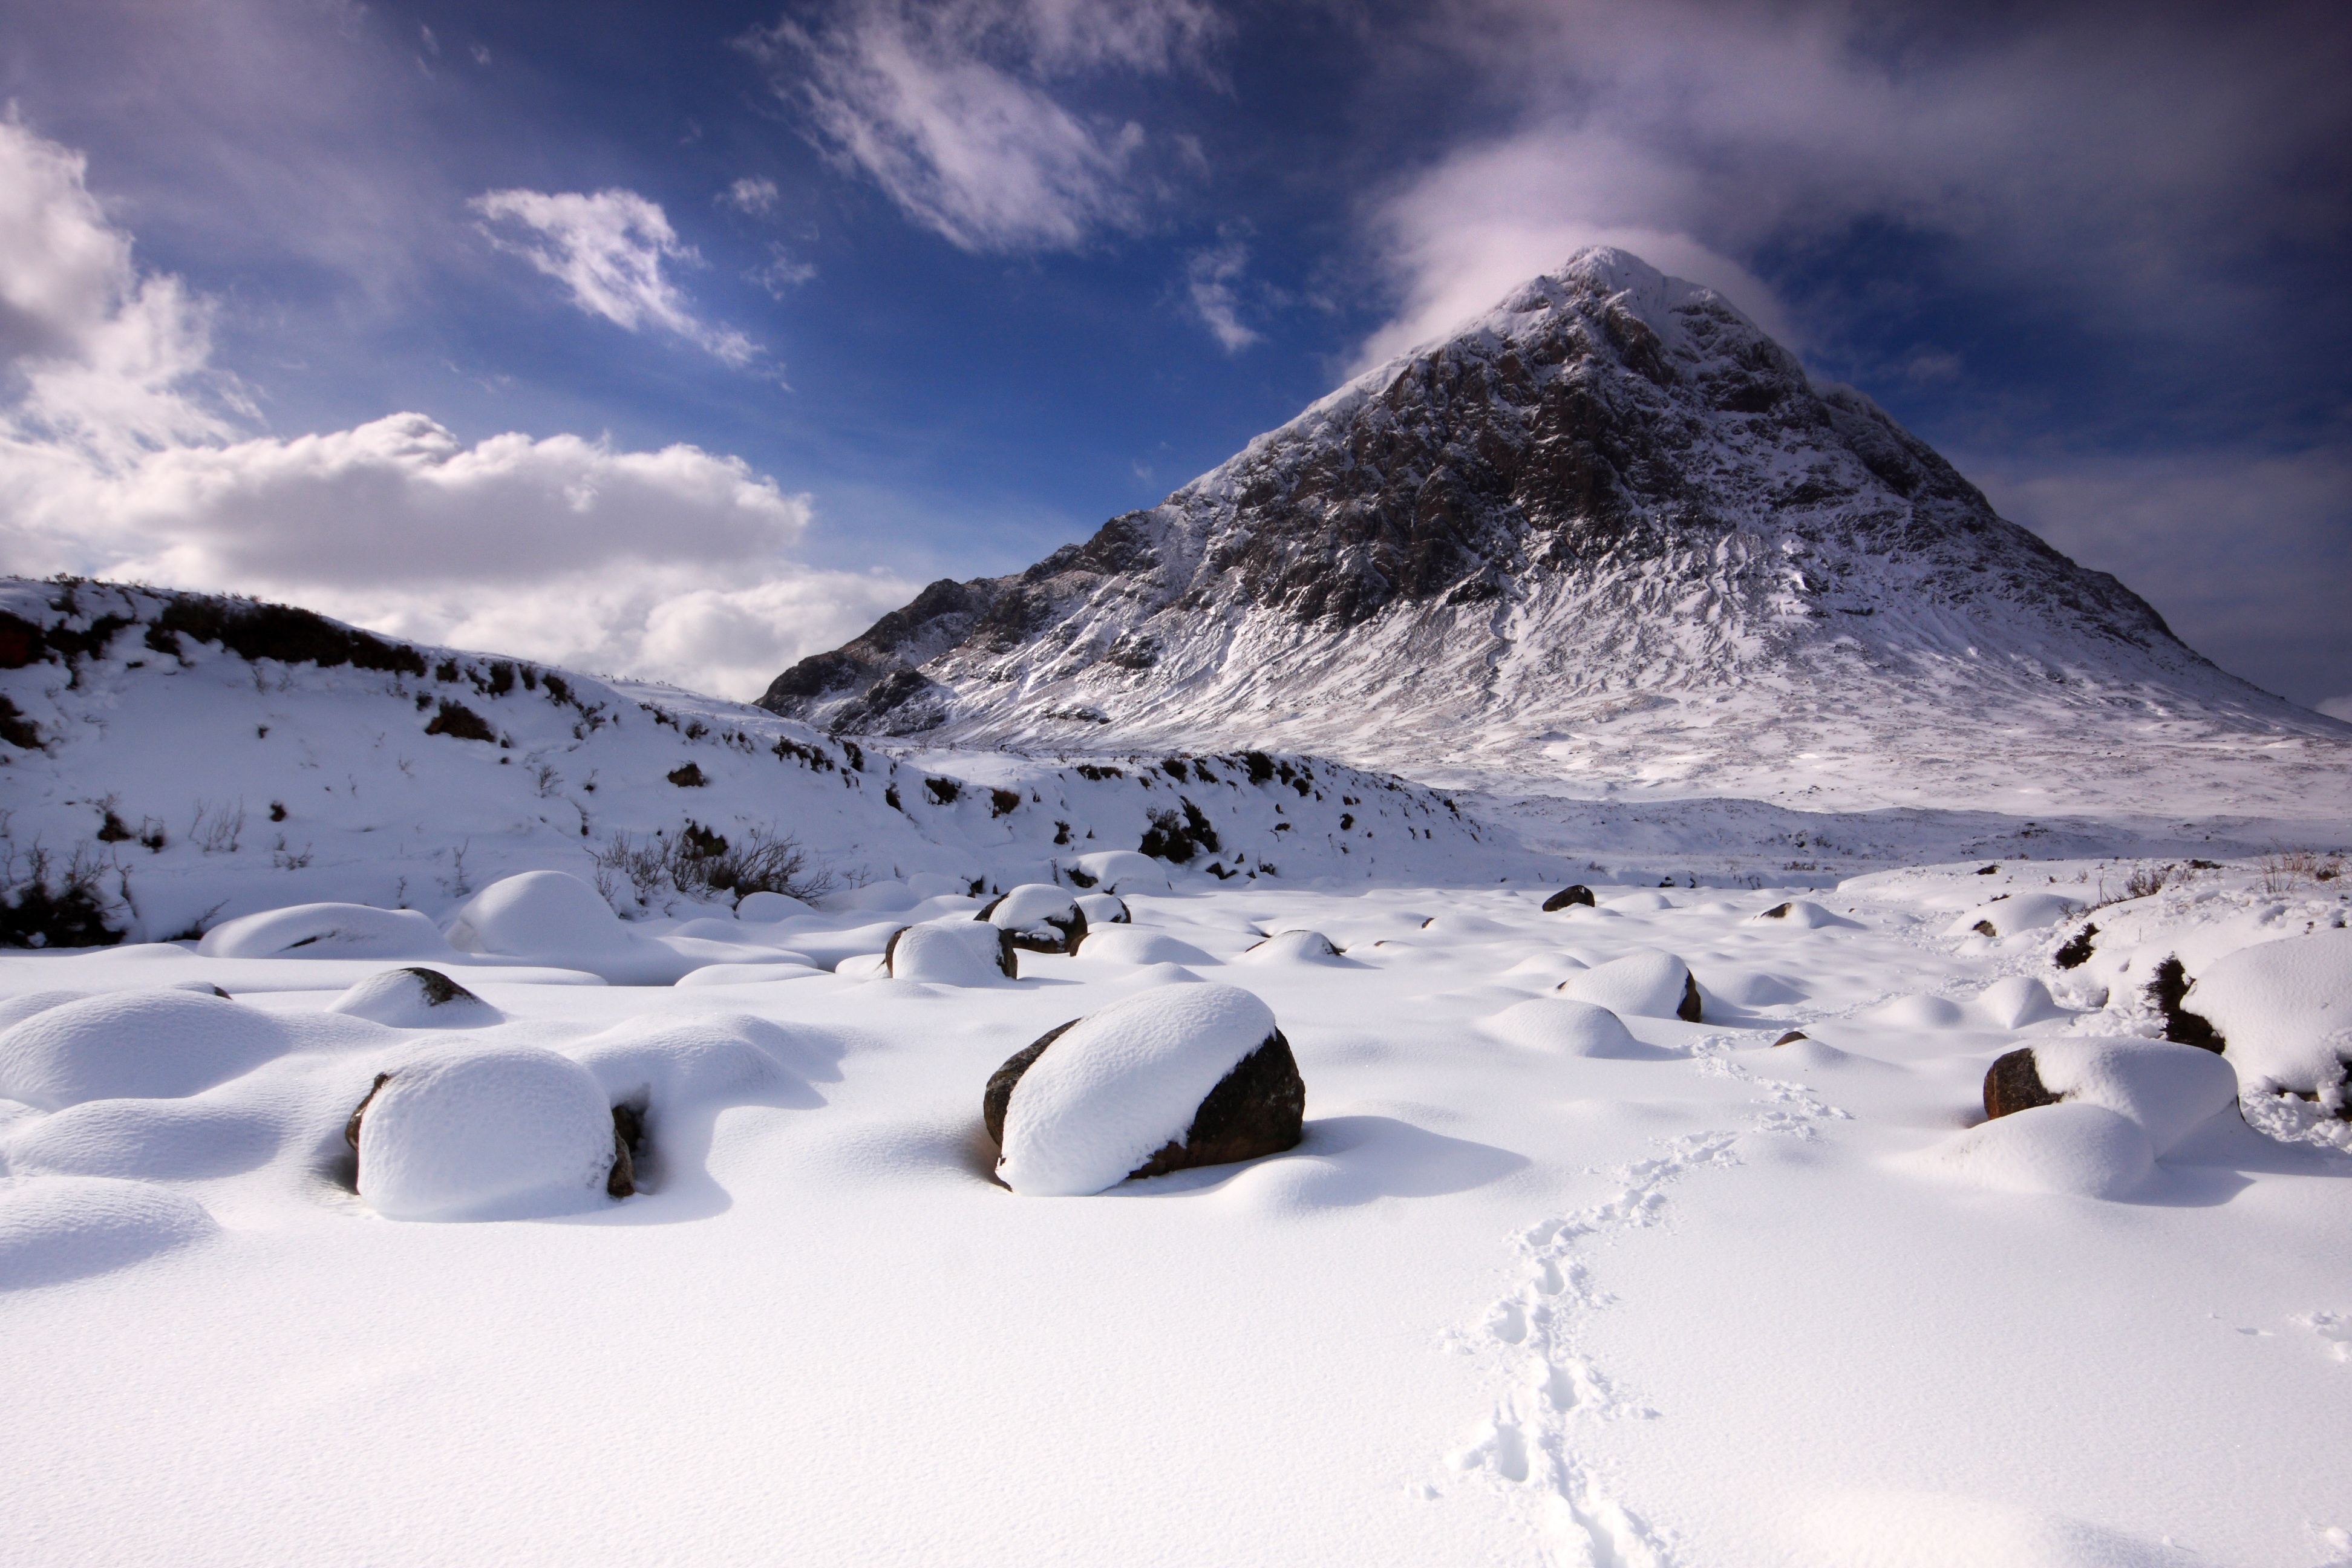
[1481,998,1645,1056]
[445,872,690,985]
[991,984,1301,1196]
[2186,931,2352,1097]
[354,1044,621,1221]
[1070,928,1218,967]
[1558,950,1702,1021]
[1921,1102,2156,1199]
[976,884,1086,953]
[1984,1040,2239,1155]
[0,990,287,1109]
[1236,930,1347,966]
[884,921,1016,985]
[199,903,456,961]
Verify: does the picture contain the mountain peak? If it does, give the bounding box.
[759,250,2330,809]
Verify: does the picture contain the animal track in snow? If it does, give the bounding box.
[1443,1045,1854,1566]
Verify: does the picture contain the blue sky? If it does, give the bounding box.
[0,0,2345,711]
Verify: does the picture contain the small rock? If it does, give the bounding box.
[1542,885,1596,912]
[1970,919,1998,938]
[1772,1030,1808,1047]
[1759,902,1793,919]
[975,883,1089,954]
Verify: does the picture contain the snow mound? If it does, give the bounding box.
[7,1098,283,1180]
[1238,930,1347,965]
[886,922,1013,985]
[996,983,1281,1197]
[2030,1040,2239,1155]
[0,991,288,1109]
[325,968,503,1029]
[1751,900,1851,929]
[198,903,456,961]
[734,890,812,922]
[1796,1488,2199,1567]
[445,871,686,985]
[1975,976,2065,1029]
[1074,893,1130,926]
[1481,998,1645,1056]
[822,881,918,914]
[1558,950,1697,1019]
[355,1044,619,1221]
[0,990,93,1031]
[1919,1103,2154,1198]
[674,962,825,987]
[2188,930,2352,1094]
[1705,969,1809,1007]
[1871,993,1971,1030]
[0,1175,220,1289]
[1944,892,2080,939]
[1067,851,1171,893]
[1075,929,1218,967]
[570,1013,829,1125]
[1606,890,1677,913]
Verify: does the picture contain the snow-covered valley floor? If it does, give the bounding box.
[2,856,2348,1567]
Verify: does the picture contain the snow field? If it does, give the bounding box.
[0,860,2344,1564]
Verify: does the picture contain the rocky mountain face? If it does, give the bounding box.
[760,249,2338,806]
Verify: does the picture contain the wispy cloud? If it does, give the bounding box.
[1183,234,1255,351]
[471,187,759,367]
[722,175,782,217]
[1353,1,2351,374]
[741,0,1224,253]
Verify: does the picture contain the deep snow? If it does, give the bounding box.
[0,853,2347,1566]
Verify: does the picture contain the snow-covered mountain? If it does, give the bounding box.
[0,578,1510,944]
[758,248,2348,818]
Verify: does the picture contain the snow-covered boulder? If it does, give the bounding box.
[1481,998,1645,1056]
[198,903,456,961]
[1973,976,2065,1030]
[5,1096,282,1181]
[2186,930,2352,1099]
[885,922,1016,985]
[326,967,503,1029]
[352,1044,625,1220]
[1983,1040,2238,1154]
[976,884,1086,954]
[0,1175,220,1288]
[1942,892,2080,941]
[1541,885,1595,912]
[1558,950,1702,1021]
[988,984,1302,1196]
[0,990,287,1109]
[1074,893,1131,926]
[1751,900,1852,929]
[445,871,688,985]
[1920,1102,2155,1199]
[1071,928,1218,967]
[1066,851,1171,895]
[1236,929,1348,965]
[734,890,812,923]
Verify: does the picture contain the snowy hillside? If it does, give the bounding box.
[757,248,2350,820]
[0,578,1512,945]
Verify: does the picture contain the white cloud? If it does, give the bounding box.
[1354,1,2351,370]
[749,243,818,297]
[471,188,759,367]
[723,176,782,217]
[1184,235,1256,351]
[0,121,912,700]
[743,0,1223,253]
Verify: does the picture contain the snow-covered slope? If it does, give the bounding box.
[0,579,1513,944]
[757,247,2350,819]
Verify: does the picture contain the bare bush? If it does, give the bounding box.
[190,799,245,855]
[2123,863,2173,900]
[2260,849,2346,893]
[1,842,125,948]
[593,820,832,909]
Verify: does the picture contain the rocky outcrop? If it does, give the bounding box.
[1983,1048,2062,1119]
[1543,886,1595,911]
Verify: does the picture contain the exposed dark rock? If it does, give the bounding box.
[1543,885,1596,911]
[2054,924,2098,970]
[1679,973,1704,1023]
[1771,1030,1808,1047]
[1983,1048,2063,1120]
[1977,864,2001,875]
[666,762,707,787]
[1759,901,1793,919]
[0,694,38,750]
[402,967,485,1008]
[975,892,1088,954]
[345,1071,393,1151]
[607,1104,642,1198]
[981,1021,1306,1181]
[2146,956,2226,1053]
[1971,919,1998,938]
